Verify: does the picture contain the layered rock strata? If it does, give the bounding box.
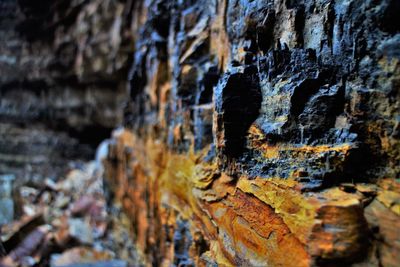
[104,0,400,266]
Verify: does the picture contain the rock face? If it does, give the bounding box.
[0,0,133,182]
[103,0,400,266]
[1,0,399,266]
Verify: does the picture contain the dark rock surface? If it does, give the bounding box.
[126,0,399,186]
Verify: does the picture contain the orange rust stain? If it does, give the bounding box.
[254,143,352,161]
[104,129,397,266]
[308,203,370,262]
[210,0,230,71]
[237,178,317,244]
[204,189,310,267]
[248,124,352,162]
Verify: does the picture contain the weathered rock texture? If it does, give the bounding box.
[1,0,399,266]
[0,0,134,182]
[103,0,400,266]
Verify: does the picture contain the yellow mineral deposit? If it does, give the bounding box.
[104,128,400,266]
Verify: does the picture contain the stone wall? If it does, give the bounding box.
[104,0,400,266]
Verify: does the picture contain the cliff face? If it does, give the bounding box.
[1,0,399,266]
[0,0,133,182]
[103,0,400,266]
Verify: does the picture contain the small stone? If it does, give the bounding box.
[68,218,93,245]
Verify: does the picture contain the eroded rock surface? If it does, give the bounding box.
[0,0,399,266]
[103,0,400,266]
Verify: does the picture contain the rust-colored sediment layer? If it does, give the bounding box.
[104,129,400,266]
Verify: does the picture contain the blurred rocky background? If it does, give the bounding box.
[0,0,134,184]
